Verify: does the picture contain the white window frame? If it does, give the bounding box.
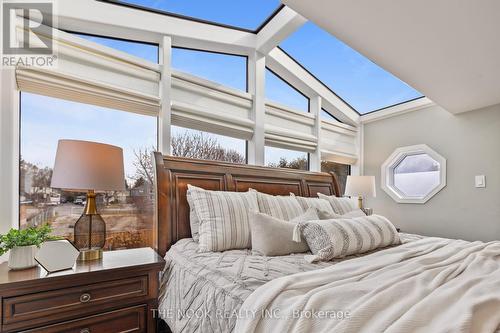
[381,144,446,204]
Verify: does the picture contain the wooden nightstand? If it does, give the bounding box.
[0,247,165,333]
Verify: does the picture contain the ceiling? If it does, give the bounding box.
[283,0,500,114]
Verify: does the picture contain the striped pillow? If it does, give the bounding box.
[317,193,358,215]
[291,193,335,215]
[293,215,401,262]
[255,191,304,221]
[186,192,201,242]
[188,185,258,252]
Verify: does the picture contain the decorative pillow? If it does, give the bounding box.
[291,193,335,214]
[293,215,401,262]
[316,208,366,220]
[255,191,304,221]
[187,185,258,252]
[250,208,319,256]
[317,193,358,215]
[186,191,201,242]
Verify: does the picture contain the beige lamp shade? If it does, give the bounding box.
[51,140,125,191]
[344,176,376,197]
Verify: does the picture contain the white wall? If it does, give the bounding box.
[363,104,500,241]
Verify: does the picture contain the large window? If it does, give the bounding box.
[172,48,247,91]
[171,126,246,163]
[75,33,159,63]
[265,68,309,112]
[20,93,157,250]
[105,0,282,31]
[265,146,309,170]
[321,161,351,195]
[281,22,423,114]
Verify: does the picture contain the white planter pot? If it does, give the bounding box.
[8,245,38,270]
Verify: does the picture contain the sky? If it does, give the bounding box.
[116,0,282,31]
[280,22,423,113]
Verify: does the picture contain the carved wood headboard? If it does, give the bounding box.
[154,153,341,256]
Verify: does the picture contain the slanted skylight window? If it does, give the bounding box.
[75,33,159,63]
[172,48,247,92]
[265,68,309,113]
[103,0,282,32]
[280,22,423,114]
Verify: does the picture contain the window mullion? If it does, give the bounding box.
[247,52,266,165]
[159,36,172,154]
[0,68,20,235]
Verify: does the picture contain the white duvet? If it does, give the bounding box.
[235,237,500,333]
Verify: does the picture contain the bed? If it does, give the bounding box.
[154,154,500,333]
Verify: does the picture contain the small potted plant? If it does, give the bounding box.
[0,224,56,270]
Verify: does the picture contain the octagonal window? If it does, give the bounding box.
[381,145,446,204]
[394,154,441,197]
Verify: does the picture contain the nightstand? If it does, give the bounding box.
[0,247,165,333]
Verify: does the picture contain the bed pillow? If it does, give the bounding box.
[255,191,305,221]
[316,208,366,220]
[187,185,258,252]
[293,214,401,262]
[291,193,335,214]
[186,191,201,242]
[250,208,319,256]
[317,193,358,215]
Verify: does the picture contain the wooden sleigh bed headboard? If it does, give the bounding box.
[154,153,342,256]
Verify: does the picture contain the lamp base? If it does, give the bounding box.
[358,196,363,209]
[77,248,102,261]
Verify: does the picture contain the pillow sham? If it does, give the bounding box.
[186,191,201,242]
[187,185,258,252]
[293,214,401,262]
[255,191,304,221]
[317,193,358,215]
[250,208,319,256]
[316,208,366,220]
[291,193,335,214]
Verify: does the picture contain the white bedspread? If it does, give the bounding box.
[235,237,500,333]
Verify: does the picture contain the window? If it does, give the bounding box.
[280,22,423,114]
[171,126,246,163]
[321,108,342,122]
[265,68,309,112]
[321,161,351,195]
[265,146,309,170]
[105,0,282,31]
[75,33,159,63]
[381,144,446,203]
[20,92,157,249]
[172,48,247,91]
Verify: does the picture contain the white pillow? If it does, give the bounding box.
[291,193,335,214]
[186,191,200,242]
[316,208,366,220]
[188,185,258,252]
[317,193,358,215]
[250,208,319,256]
[255,191,305,221]
[293,215,401,262]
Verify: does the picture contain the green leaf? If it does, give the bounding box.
[0,224,56,255]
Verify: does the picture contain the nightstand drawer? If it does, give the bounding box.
[3,275,148,329]
[22,304,147,333]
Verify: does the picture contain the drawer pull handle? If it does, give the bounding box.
[80,329,90,333]
[79,293,91,303]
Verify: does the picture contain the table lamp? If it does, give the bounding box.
[51,140,125,261]
[344,176,376,209]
